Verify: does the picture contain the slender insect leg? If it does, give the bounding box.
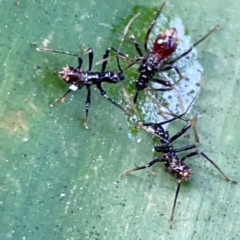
[104,18,142,74]
[161,64,186,80]
[77,57,83,69]
[120,158,163,177]
[143,90,199,130]
[154,142,197,153]
[179,150,236,184]
[129,35,143,56]
[96,84,131,117]
[144,1,167,52]
[154,115,195,150]
[94,48,133,69]
[133,91,139,104]
[166,75,202,118]
[101,48,110,72]
[198,152,237,184]
[108,47,128,76]
[123,59,141,73]
[85,48,93,71]
[107,16,144,71]
[101,47,124,82]
[161,26,218,79]
[133,72,172,103]
[110,47,129,59]
[143,118,190,146]
[150,78,173,88]
[168,116,199,151]
[186,116,237,183]
[166,25,219,65]
[84,86,91,125]
[169,181,181,229]
[168,121,191,143]
[114,11,141,65]
[152,121,191,148]
[180,151,199,162]
[147,80,185,114]
[144,114,188,129]
[51,89,72,106]
[110,46,143,64]
[147,85,173,92]
[174,144,198,153]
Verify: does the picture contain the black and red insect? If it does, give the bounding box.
[116,1,218,104]
[121,97,236,228]
[35,46,128,126]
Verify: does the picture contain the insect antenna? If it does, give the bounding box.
[95,12,141,69]
[35,45,80,57]
[116,12,141,71]
[144,0,167,51]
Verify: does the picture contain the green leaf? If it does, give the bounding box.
[0,0,239,239]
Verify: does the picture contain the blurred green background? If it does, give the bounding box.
[0,0,239,239]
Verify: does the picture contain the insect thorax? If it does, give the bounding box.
[136,53,163,90]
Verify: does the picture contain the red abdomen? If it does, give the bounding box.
[152,28,178,61]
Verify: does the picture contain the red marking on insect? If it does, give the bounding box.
[151,28,178,61]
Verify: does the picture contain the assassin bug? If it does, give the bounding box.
[35,46,129,126]
[121,94,237,228]
[34,14,142,126]
[113,1,218,104]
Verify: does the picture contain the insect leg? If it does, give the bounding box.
[96,84,131,117]
[144,1,167,52]
[169,181,181,229]
[84,86,91,126]
[51,89,72,106]
[85,48,93,71]
[120,158,163,177]
[166,25,219,65]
